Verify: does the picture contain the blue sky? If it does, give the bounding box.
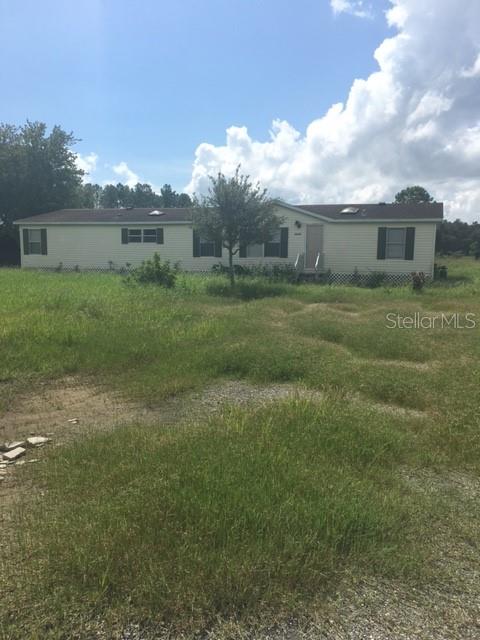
[1,0,480,220]
[0,0,391,189]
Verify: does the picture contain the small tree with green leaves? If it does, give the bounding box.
[394,186,434,204]
[192,168,282,287]
[469,240,480,260]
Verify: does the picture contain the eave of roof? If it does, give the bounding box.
[280,200,443,222]
[14,201,444,225]
[14,220,192,225]
[14,207,192,225]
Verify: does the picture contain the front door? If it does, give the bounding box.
[305,224,323,269]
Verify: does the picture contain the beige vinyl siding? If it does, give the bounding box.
[322,222,437,277]
[234,207,314,268]
[18,206,315,271]
[18,208,438,277]
[20,224,194,271]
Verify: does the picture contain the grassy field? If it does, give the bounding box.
[1,257,480,638]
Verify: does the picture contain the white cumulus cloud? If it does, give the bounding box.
[186,0,480,221]
[75,152,98,180]
[112,161,140,187]
[330,0,373,19]
[461,52,480,78]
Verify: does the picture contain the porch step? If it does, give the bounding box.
[297,271,325,282]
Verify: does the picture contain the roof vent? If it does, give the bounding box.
[378,202,387,206]
[148,210,164,216]
[340,207,360,214]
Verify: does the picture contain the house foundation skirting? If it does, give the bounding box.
[322,271,418,286]
[18,265,429,287]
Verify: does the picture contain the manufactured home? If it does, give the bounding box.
[15,201,443,281]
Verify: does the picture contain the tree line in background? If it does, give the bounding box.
[0,121,191,264]
[1,122,479,265]
[436,219,480,258]
[79,182,191,210]
[394,186,480,259]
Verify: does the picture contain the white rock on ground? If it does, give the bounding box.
[26,436,50,447]
[1,441,26,452]
[2,447,26,461]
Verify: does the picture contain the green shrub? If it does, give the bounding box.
[206,277,287,300]
[127,252,179,288]
[212,263,251,277]
[212,262,298,283]
[365,271,386,289]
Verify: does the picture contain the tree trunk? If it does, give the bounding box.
[228,246,235,287]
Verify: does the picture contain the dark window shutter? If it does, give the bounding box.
[239,244,247,258]
[214,239,222,258]
[156,228,164,244]
[280,227,288,258]
[121,228,129,244]
[377,227,387,260]
[40,229,48,255]
[23,229,30,255]
[193,230,200,257]
[405,227,415,260]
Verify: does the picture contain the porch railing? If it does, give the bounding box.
[315,252,325,272]
[294,253,305,273]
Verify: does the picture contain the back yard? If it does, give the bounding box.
[1,258,479,639]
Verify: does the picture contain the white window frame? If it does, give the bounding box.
[127,229,142,243]
[385,228,406,260]
[264,230,281,258]
[200,238,216,257]
[142,229,157,243]
[27,229,42,254]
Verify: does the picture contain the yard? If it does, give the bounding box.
[1,258,479,639]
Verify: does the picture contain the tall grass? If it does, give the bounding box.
[1,263,479,442]
[13,397,429,635]
[205,276,288,300]
[1,259,480,636]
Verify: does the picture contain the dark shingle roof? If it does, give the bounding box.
[15,202,443,225]
[15,208,192,224]
[295,202,443,220]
